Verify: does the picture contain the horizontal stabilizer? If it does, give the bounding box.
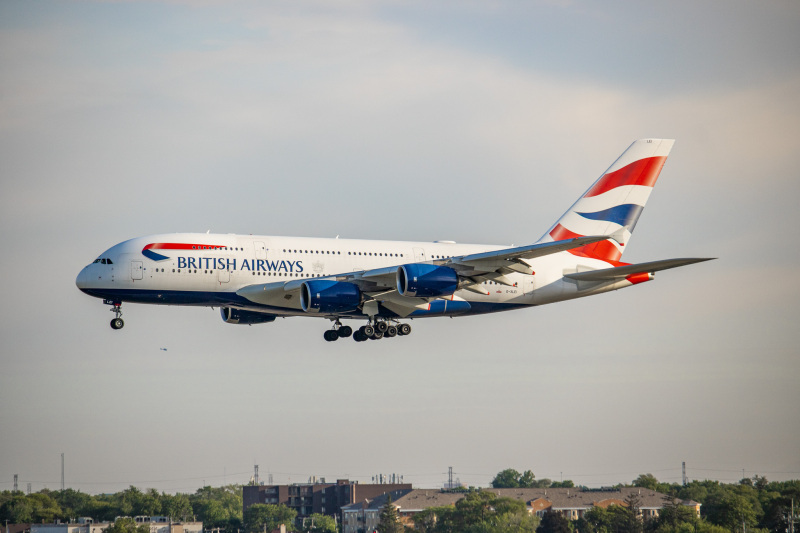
[564,257,715,281]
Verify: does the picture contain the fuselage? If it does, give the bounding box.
[75,232,628,321]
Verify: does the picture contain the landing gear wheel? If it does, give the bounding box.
[363,325,375,337]
[385,325,397,337]
[398,323,412,336]
[353,330,367,342]
[338,325,353,338]
[376,321,389,333]
[108,301,124,330]
[323,330,339,342]
[371,330,384,340]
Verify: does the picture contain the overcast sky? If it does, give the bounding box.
[1,0,798,495]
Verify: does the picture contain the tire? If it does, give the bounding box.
[110,318,124,330]
[371,330,384,340]
[363,325,375,337]
[376,321,389,333]
[398,323,411,336]
[353,331,366,342]
[385,325,397,337]
[324,330,338,342]
[338,325,353,338]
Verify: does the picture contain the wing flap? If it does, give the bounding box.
[563,257,715,281]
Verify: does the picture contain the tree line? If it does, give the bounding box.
[2,471,798,533]
[0,486,242,533]
[488,469,800,533]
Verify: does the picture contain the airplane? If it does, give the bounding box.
[76,138,713,342]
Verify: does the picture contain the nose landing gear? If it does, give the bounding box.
[106,300,124,330]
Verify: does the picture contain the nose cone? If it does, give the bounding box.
[76,265,91,293]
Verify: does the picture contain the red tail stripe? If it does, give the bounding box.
[549,224,622,263]
[584,156,667,198]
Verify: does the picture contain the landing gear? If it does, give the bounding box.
[323,320,353,342]
[107,301,124,330]
[351,320,411,342]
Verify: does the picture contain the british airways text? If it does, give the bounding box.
[176,257,304,272]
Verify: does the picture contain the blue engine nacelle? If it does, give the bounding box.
[397,263,459,297]
[220,307,277,325]
[300,280,361,313]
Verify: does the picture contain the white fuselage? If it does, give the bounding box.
[76,232,634,322]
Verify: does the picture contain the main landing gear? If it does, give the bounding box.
[352,320,411,342]
[106,300,124,330]
[322,319,412,342]
[323,320,353,342]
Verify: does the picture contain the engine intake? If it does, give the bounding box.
[300,280,361,313]
[220,307,276,325]
[397,264,459,297]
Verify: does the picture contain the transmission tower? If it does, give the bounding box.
[14,474,18,491]
[682,462,687,486]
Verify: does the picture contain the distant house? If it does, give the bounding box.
[340,487,700,532]
[28,517,202,533]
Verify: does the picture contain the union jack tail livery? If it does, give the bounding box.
[76,138,714,342]
[540,138,674,263]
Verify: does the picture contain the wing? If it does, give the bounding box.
[236,236,612,313]
[563,257,715,281]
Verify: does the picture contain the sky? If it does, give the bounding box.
[1,0,799,495]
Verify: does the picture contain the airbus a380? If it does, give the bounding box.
[76,139,712,342]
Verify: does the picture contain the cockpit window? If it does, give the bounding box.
[94,258,114,264]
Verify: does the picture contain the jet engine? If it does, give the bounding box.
[300,280,361,313]
[397,264,459,297]
[220,307,276,325]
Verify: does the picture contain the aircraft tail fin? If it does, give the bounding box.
[538,138,675,263]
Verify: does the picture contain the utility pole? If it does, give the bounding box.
[61,453,65,491]
[682,462,687,486]
[254,465,259,485]
[13,475,18,492]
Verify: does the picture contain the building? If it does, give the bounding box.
[242,479,412,520]
[28,517,202,533]
[340,487,700,532]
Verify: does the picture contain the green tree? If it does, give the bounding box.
[161,493,193,521]
[634,475,660,492]
[300,513,336,533]
[51,488,92,518]
[105,518,150,533]
[536,511,570,533]
[491,469,538,488]
[703,490,757,532]
[191,485,244,533]
[376,494,403,533]
[243,503,296,533]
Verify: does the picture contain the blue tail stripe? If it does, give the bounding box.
[576,204,644,231]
